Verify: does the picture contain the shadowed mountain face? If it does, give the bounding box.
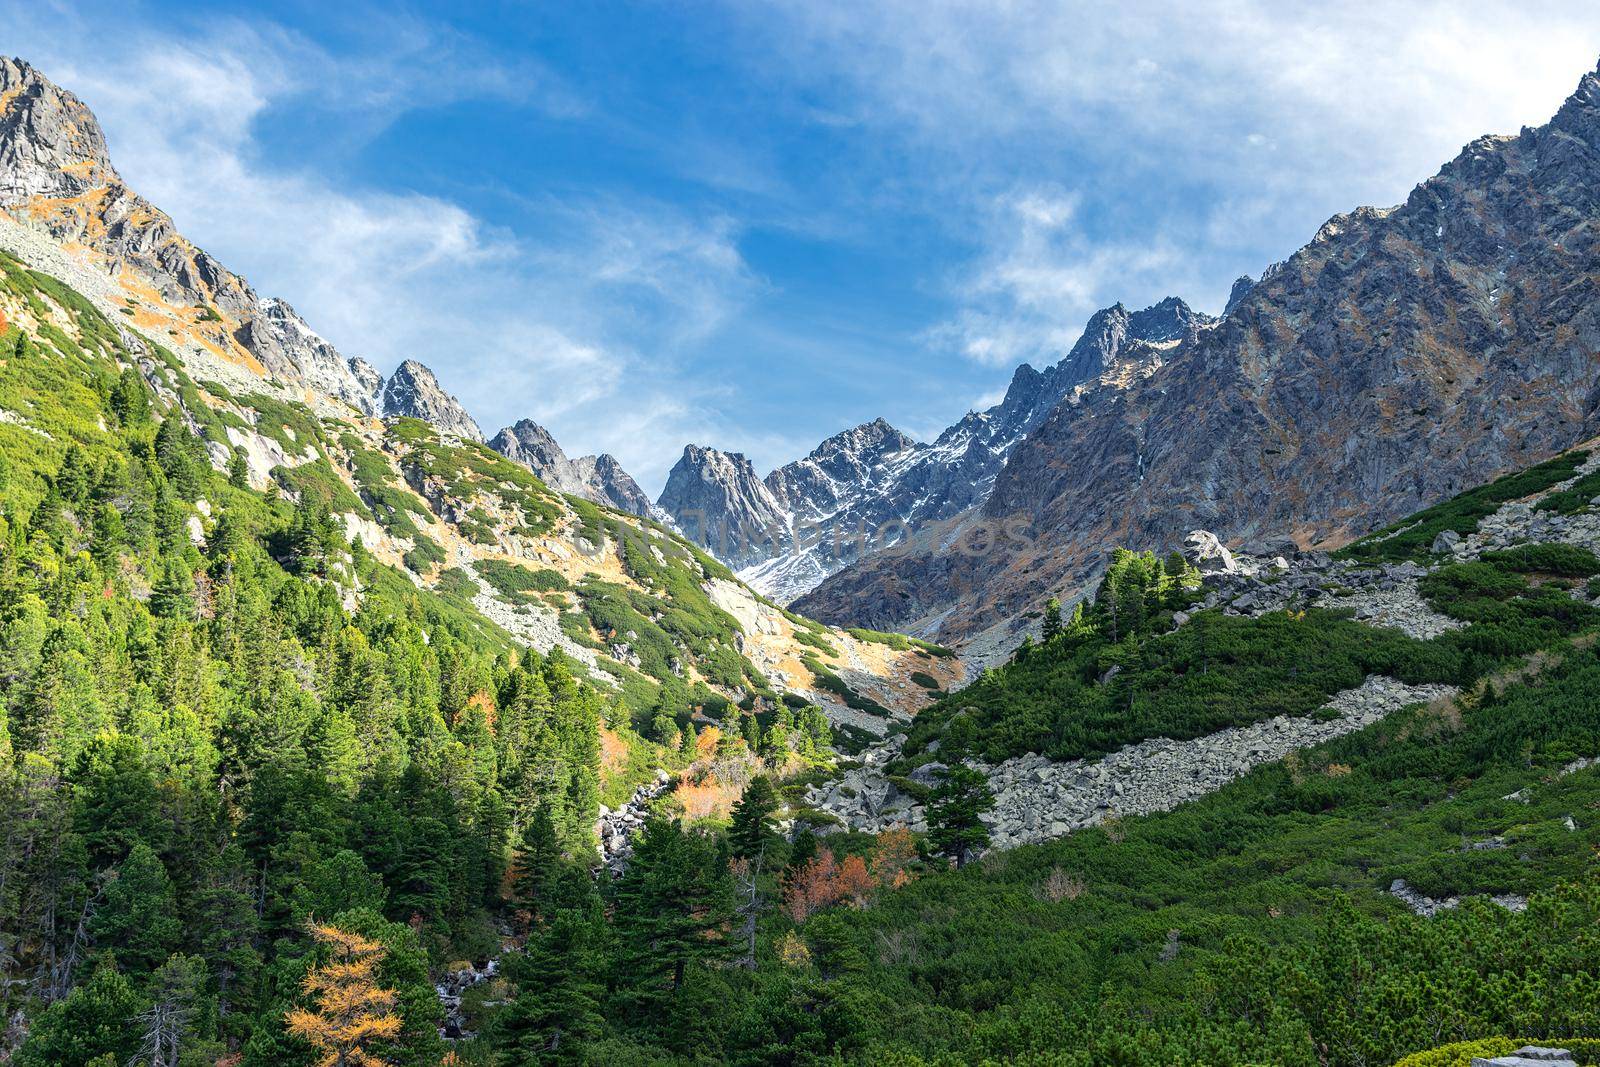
[659,299,1213,602]
[794,60,1600,647]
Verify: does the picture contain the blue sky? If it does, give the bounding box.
[9,1,1600,492]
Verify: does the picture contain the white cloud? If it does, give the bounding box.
[750,0,1600,363]
[924,186,1196,367]
[7,9,759,493]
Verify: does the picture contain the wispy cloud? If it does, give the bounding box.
[748,0,1600,362]
[923,187,1191,367]
[8,6,761,491]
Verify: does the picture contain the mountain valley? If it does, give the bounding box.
[0,37,1599,1067]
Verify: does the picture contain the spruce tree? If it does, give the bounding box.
[728,775,778,860]
[1042,596,1063,641]
[494,870,605,1064]
[609,817,733,1017]
[16,958,143,1066]
[927,765,995,868]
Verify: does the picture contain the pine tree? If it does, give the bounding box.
[512,802,565,928]
[89,840,182,978]
[109,367,151,427]
[927,765,995,868]
[227,448,250,489]
[16,957,143,1066]
[285,923,402,1067]
[1042,596,1063,642]
[132,954,205,1067]
[609,817,733,1016]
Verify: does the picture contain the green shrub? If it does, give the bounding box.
[1394,1038,1600,1067]
[1482,543,1600,577]
[402,534,446,573]
[1344,451,1588,561]
[846,626,956,657]
[477,559,570,604]
[1535,468,1600,515]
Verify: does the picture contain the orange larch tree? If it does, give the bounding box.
[285,923,402,1067]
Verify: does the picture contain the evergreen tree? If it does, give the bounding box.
[1042,596,1063,642]
[493,871,605,1064]
[227,448,250,489]
[609,817,733,1018]
[132,954,207,1067]
[927,765,995,868]
[89,840,182,978]
[109,367,151,427]
[728,775,778,860]
[512,802,566,928]
[17,958,143,1067]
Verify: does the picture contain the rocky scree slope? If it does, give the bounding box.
[0,56,958,734]
[813,443,1600,851]
[795,59,1600,650]
[660,298,1212,603]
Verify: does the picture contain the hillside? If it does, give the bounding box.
[794,58,1600,656]
[0,57,957,741]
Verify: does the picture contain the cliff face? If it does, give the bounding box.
[795,61,1600,646]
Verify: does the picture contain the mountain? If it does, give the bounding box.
[659,298,1213,601]
[794,58,1600,652]
[489,417,654,517]
[0,55,957,739]
[0,56,385,416]
[657,444,793,570]
[380,359,483,441]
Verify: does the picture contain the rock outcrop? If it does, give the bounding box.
[795,58,1600,648]
[381,360,483,441]
[489,418,653,516]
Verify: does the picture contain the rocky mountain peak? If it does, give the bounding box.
[805,418,917,464]
[243,298,382,415]
[657,294,1208,603]
[490,418,567,472]
[0,56,117,203]
[0,57,391,418]
[380,360,483,441]
[1550,57,1600,139]
[1223,276,1255,316]
[489,417,653,517]
[1127,296,1208,342]
[657,445,790,570]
